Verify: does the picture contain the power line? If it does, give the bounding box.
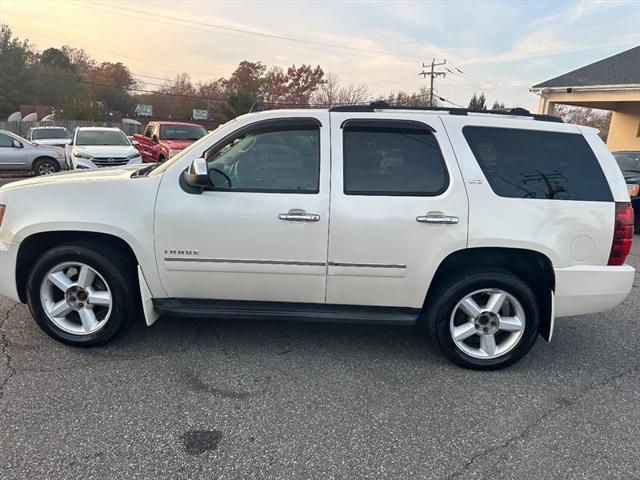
[17,26,412,93]
[434,93,465,108]
[444,63,523,105]
[419,59,446,107]
[70,0,428,61]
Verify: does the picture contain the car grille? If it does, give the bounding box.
[92,157,129,167]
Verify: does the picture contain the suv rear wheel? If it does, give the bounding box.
[26,243,138,346]
[426,271,540,370]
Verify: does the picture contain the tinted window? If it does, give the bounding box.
[144,124,155,138]
[0,133,13,147]
[343,125,448,195]
[463,127,612,201]
[613,152,640,173]
[160,124,207,140]
[31,128,70,140]
[76,130,129,146]
[206,126,319,193]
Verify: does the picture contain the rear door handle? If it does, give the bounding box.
[278,211,320,222]
[416,214,459,225]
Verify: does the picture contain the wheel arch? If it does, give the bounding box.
[32,155,60,166]
[16,230,140,303]
[424,247,555,341]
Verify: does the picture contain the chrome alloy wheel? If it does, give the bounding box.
[39,262,112,335]
[449,288,526,359]
[38,162,56,175]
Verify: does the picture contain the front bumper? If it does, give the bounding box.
[0,239,21,302]
[554,265,635,317]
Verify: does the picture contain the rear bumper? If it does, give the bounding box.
[0,239,21,302]
[554,265,635,317]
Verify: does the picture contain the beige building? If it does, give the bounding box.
[531,46,640,152]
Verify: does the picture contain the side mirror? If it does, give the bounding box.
[12,139,22,148]
[183,157,209,191]
[132,140,140,147]
[152,134,159,144]
[66,139,72,145]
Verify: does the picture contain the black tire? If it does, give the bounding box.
[425,270,540,370]
[32,157,60,176]
[26,242,139,346]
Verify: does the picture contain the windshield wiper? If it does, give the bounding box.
[623,169,640,174]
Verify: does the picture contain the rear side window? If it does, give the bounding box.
[463,126,612,201]
[343,121,448,196]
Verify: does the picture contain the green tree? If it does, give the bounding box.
[468,93,487,110]
[0,25,36,118]
[40,47,74,71]
[88,62,138,115]
[492,100,506,110]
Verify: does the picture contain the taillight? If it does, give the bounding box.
[608,202,634,266]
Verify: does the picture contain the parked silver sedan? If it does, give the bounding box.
[0,129,67,175]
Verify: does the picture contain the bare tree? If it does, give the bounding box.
[553,105,612,142]
[311,74,370,107]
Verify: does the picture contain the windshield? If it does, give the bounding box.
[32,128,70,140]
[614,152,640,173]
[76,130,129,146]
[160,124,207,141]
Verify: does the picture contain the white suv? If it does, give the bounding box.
[66,127,141,169]
[0,104,635,369]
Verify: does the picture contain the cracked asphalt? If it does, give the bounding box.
[1,229,639,479]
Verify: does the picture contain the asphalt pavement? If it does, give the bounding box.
[0,175,28,188]
[1,174,639,478]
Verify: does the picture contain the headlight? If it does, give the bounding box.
[73,149,92,159]
[169,149,181,158]
[629,184,640,197]
[127,151,141,159]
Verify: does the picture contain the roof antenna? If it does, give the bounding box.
[249,102,263,113]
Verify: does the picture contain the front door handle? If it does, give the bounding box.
[416,214,459,225]
[278,210,320,222]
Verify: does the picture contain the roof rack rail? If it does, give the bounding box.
[329,101,564,123]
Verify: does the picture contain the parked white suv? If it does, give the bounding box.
[66,127,141,169]
[0,104,635,369]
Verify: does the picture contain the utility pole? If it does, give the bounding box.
[419,59,446,107]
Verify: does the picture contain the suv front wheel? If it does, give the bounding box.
[427,271,540,370]
[27,243,138,346]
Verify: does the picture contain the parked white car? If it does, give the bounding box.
[28,126,71,148]
[66,127,141,169]
[0,104,635,369]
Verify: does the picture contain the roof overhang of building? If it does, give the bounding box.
[531,84,640,94]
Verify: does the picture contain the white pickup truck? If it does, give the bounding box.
[0,104,635,369]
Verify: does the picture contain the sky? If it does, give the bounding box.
[2,0,640,111]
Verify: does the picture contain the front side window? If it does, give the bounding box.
[343,122,448,196]
[76,130,129,146]
[205,124,320,193]
[463,126,612,201]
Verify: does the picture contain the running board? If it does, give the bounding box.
[152,299,420,325]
